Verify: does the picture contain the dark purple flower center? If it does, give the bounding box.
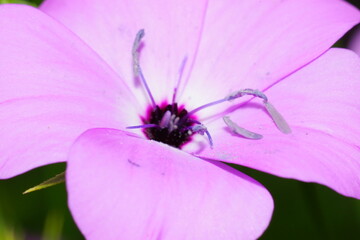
[143,103,195,148]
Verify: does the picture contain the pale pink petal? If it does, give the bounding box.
[41,0,208,107]
[67,128,273,240]
[181,0,360,114]
[0,5,141,178]
[349,26,360,55]
[196,48,360,199]
[41,1,359,109]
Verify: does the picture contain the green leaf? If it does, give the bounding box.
[23,172,65,194]
[0,0,37,6]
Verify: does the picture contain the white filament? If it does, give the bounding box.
[223,116,263,139]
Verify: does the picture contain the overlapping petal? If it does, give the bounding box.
[197,48,360,199]
[67,128,273,240]
[0,5,141,178]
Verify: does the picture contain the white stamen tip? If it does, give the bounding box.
[133,29,145,53]
[159,110,171,128]
[131,29,156,107]
[223,116,263,139]
[264,102,291,134]
[132,29,145,76]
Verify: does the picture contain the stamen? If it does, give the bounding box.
[184,88,291,135]
[185,98,228,117]
[168,116,179,132]
[127,29,290,149]
[227,90,291,133]
[223,116,263,139]
[172,56,188,104]
[159,110,171,128]
[264,101,291,134]
[126,124,158,129]
[226,89,268,102]
[132,29,144,76]
[189,124,214,148]
[186,88,268,117]
[132,29,156,107]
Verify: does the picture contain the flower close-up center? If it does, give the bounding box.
[142,103,196,148]
[128,29,291,149]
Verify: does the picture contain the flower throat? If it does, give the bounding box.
[141,103,195,148]
[127,30,291,149]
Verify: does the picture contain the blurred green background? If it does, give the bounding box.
[0,0,359,239]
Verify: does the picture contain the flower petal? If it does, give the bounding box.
[41,0,209,106]
[40,0,360,117]
[196,48,360,199]
[67,128,273,240]
[0,5,140,178]
[181,0,360,114]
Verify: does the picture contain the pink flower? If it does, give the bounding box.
[1,0,359,239]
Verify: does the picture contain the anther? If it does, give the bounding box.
[159,110,171,128]
[132,29,156,107]
[188,124,213,148]
[223,116,263,139]
[226,89,291,134]
[132,29,145,76]
[226,89,268,102]
[168,115,179,132]
[264,101,291,134]
[185,88,291,135]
